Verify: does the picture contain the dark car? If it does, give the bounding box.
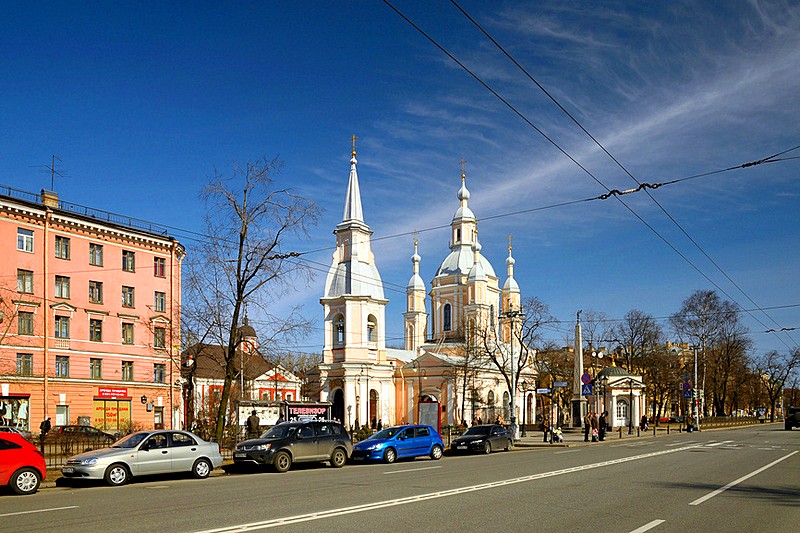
[785,407,800,430]
[450,424,513,454]
[351,424,444,463]
[50,425,117,455]
[234,420,352,473]
[0,432,46,495]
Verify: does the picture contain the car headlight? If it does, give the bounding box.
[254,444,270,451]
[366,444,382,451]
[80,458,98,465]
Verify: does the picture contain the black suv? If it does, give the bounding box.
[785,407,800,430]
[234,420,352,472]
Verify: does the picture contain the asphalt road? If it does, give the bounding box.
[1,425,797,533]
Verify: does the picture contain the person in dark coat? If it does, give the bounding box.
[246,410,260,439]
[599,411,608,441]
[583,411,592,442]
[39,417,51,443]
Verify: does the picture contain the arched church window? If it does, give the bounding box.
[490,305,495,328]
[443,303,452,332]
[367,315,378,343]
[334,314,345,346]
[487,390,495,406]
[456,229,461,243]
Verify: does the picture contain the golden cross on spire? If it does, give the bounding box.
[351,134,357,157]
[458,157,467,178]
[413,229,419,248]
[508,234,513,252]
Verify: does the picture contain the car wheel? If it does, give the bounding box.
[192,458,212,478]
[330,448,347,468]
[273,451,292,473]
[483,441,491,454]
[104,464,129,486]
[505,439,513,451]
[10,468,41,495]
[430,444,443,460]
[383,448,397,464]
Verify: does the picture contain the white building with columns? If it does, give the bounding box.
[316,142,537,431]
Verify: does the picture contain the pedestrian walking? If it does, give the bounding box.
[246,410,260,439]
[590,412,599,442]
[583,411,592,442]
[39,417,51,443]
[599,411,608,441]
[542,417,550,443]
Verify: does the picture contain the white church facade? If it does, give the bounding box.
[316,143,538,432]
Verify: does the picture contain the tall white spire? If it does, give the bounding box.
[341,135,364,224]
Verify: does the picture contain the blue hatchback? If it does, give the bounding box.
[351,424,444,464]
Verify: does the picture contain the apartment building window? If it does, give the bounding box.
[17,228,34,252]
[122,322,134,344]
[154,291,166,313]
[54,316,70,338]
[154,327,166,349]
[17,269,33,293]
[55,355,70,377]
[90,358,102,379]
[55,236,70,259]
[89,243,103,266]
[55,275,70,298]
[153,363,166,383]
[154,257,166,277]
[16,354,33,376]
[121,286,135,308]
[89,319,103,342]
[122,361,134,382]
[122,250,135,272]
[18,312,34,335]
[89,281,103,304]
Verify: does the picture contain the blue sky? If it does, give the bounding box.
[2,1,798,358]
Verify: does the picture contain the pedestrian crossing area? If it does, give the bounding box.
[613,439,745,450]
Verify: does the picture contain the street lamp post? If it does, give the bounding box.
[601,375,609,415]
[360,363,370,425]
[504,307,525,440]
[627,377,634,435]
[521,381,528,437]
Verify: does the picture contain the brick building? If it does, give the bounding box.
[0,186,183,434]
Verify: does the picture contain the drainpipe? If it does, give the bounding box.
[43,209,51,419]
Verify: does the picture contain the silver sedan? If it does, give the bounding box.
[61,430,223,486]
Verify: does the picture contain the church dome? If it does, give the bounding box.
[435,245,496,278]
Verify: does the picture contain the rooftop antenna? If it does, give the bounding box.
[30,155,67,190]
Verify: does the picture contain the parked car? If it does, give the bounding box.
[0,426,33,441]
[234,420,352,473]
[0,432,46,495]
[52,425,116,442]
[351,424,444,464]
[61,430,222,486]
[785,407,800,430]
[450,424,512,454]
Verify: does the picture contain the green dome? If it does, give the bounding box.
[597,366,630,379]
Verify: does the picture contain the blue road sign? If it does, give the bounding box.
[553,381,568,388]
[536,387,552,394]
[581,383,593,397]
[581,373,592,384]
[683,390,692,399]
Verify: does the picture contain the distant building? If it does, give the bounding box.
[0,186,183,433]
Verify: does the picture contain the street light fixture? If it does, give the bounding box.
[521,380,528,437]
[503,306,526,440]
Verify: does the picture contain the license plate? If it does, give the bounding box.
[457,446,467,450]
[234,453,246,458]
[352,456,364,461]
[62,466,74,473]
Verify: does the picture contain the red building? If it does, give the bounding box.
[0,186,183,434]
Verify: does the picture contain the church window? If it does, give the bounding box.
[490,305,495,328]
[367,315,378,343]
[333,314,345,346]
[443,303,452,332]
[456,229,461,243]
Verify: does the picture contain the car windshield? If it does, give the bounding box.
[111,432,150,448]
[262,425,296,439]
[367,427,403,440]
[463,426,490,436]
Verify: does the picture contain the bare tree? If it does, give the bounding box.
[752,349,800,421]
[187,158,319,441]
[609,309,664,373]
[446,319,491,425]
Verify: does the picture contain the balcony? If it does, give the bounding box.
[54,338,71,350]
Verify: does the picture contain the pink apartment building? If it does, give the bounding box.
[0,186,183,434]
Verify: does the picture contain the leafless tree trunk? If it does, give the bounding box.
[186,158,319,442]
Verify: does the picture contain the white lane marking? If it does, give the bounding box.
[630,519,666,533]
[383,466,442,475]
[0,505,79,518]
[197,445,700,532]
[705,440,732,447]
[554,450,579,454]
[689,450,798,506]
[666,441,698,447]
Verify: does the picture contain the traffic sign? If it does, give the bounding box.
[553,381,568,388]
[581,383,593,397]
[536,387,552,394]
[683,390,692,399]
[682,382,691,391]
[581,373,592,384]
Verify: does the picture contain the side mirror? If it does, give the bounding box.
[296,433,304,440]
[141,442,150,451]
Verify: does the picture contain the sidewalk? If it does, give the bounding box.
[514,424,685,447]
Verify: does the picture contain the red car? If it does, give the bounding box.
[0,432,46,495]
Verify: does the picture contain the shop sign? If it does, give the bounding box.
[97,387,128,399]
